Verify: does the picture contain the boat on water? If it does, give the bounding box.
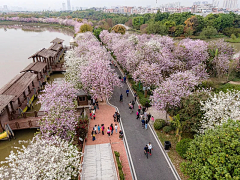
[0,124,14,141]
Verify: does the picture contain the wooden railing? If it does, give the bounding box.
[11,111,45,120]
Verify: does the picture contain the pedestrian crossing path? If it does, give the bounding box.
[81,143,118,180]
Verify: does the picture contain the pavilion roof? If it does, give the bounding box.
[28,48,57,59]
[0,95,15,112]
[21,62,47,73]
[0,72,37,101]
[50,38,64,44]
[48,43,63,52]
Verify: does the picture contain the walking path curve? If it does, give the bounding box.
[108,65,180,180]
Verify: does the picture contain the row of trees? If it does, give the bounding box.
[100,31,240,179]
[3,10,240,38]
[65,32,121,99]
[100,31,238,132]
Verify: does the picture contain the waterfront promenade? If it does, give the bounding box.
[84,103,132,180]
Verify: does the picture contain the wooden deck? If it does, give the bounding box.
[4,117,41,130]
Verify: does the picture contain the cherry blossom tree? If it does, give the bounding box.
[152,71,200,110]
[0,136,81,179]
[38,81,78,141]
[80,59,121,99]
[133,62,163,87]
[200,90,240,133]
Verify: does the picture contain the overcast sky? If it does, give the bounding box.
[0,0,222,11]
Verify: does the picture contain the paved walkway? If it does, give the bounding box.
[82,143,117,180]
[85,104,132,180]
[109,65,179,180]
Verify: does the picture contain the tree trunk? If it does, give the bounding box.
[144,90,147,98]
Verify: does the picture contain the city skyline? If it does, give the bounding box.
[0,0,234,11]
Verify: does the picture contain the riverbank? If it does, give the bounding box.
[0,21,75,35]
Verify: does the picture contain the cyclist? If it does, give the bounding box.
[144,145,149,158]
[148,142,153,155]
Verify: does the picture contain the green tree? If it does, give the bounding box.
[132,16,144,29]
[164,20,176,34]
[204,14,221,31]
[200,26,218,39]
[174,25,184,37]
[181,120,240,180]
[146,21,167,35]
[155,10,170,22]
[93,27,103,40]
[167,91,210,133]
[219,13,234,31]
[79,23,93,33]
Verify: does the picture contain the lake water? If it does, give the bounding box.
[0,26,72,89]
[0,25,70,163]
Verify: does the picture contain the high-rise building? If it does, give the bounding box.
[193,1,201,5]
[212,0,219,7]
[202,1,209,4]
[223,0,237,9]
[62,3,66,11]
[67,0,71,10]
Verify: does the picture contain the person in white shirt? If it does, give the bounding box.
[115,124,118,133]
[147,142,153,155]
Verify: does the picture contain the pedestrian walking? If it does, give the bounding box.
[138,105,142,114]
[140,114,143,121]
[151,116,155,122]
[131,100,135,109]
[145,121,148,130]
[115,124,118,133]
[123,76,126,83]
[93,98,96,105]
[107,127,111,137]
[92,128,96,141]
[144,111,147,119]
[134,93,137,102]
[94,104,97,112]
[96,99,99,109]
[94,125,97,134]
[90,112,92,119]
[148,142,153,155]
[92,109,95,116]
[93,114,96,120]
[142,106,146,114]
[129,102,133,113]
[141,119,145,129]
[120,94,123,102]
[136,111,140,120]
[101,124,105,135]
[110,124,114,135]
[117,113,120,122]
[126,88,129,97]
[147,113,151,124]
[113,112,117,122]
[98,124,101,134]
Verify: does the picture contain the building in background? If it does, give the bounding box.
[67,0,71,11]
[62,3,66,11]
[212,0,219,7]
[223,0,238,9]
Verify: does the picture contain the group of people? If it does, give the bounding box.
[136,105,154,130]
[91,123,119,141]
[119,75,127,84]
[113,112,121,122]
[89,98,99,120]
[144,142,153,156]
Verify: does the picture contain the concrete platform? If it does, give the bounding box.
[81,143,118,180]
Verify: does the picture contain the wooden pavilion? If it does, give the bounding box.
[21,62,48,84]
[28,48,58,69]
[50,37,64,44]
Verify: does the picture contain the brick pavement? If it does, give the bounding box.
[86,103,132,180]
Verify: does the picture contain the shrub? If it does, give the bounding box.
[163,126,172,133]
[111,25,126,34]
[114,151,125,180]
[200,26,218,39]
[181,120,240,179]
[176,138,192,159]
[79,23,93,33]
[139,97,150,107]
[231,33,236,40]
[154,119,166,130]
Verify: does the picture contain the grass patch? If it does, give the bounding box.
[155,129,189,180]
[225,37,240,43]
[114,151,125,180]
